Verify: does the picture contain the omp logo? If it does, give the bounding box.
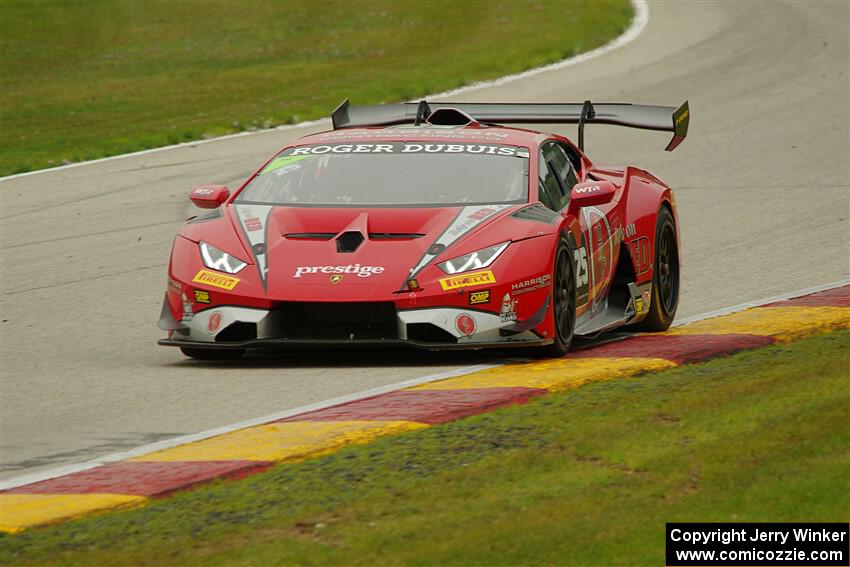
[192,270,240,291]
[293,264,385,278]
[468,289,491,305]
[439,270,496,291]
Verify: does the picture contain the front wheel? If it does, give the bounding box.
[635,206,679,331]
[540,238,576,357]
[180,347,246,361]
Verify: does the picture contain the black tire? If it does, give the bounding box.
[540,237,576,357]
[635,206,679,331]
[180,347,246,360]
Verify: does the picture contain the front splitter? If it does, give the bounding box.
[157,336,551,352]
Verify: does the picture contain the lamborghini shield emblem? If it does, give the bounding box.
[330,274,343,284]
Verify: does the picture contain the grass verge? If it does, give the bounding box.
[0,1,632,176]
[2,330,848,565]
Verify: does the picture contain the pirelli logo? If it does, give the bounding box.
[192,269,240,291]
[438,270,496,291]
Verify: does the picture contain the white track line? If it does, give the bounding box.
[0,0,649,183]
[2,278,846,491]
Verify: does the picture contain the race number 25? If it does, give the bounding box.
[574,247,589,286]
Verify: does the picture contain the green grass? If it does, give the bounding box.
[0,1,632,177]
[2,330,848,566]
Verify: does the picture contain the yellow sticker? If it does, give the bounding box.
[469,289,491,305]
[439,270,496,291]
[192,270,240,291]
[193,290,211,304]
[634,297,644,314]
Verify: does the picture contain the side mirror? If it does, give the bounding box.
[569,181,616,211]
[189,185,229,209]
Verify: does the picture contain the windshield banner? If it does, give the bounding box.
[284,142,530,158]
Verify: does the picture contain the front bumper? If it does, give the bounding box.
[158,301,549,351]
[158,336,550,351]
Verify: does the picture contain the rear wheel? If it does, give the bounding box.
[541,238,576,357]
[635,206,679,331]
[180,347,246,360]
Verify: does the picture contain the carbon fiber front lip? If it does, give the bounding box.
[157,336,551,351]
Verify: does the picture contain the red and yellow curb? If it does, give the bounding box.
[666,306,849,342]
[0,494,146,534]
[278,387,547,423]
[130,420,427,463]
[1,284,847,533]
[411,357,676,391]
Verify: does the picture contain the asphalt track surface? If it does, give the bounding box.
[1,1,848,484]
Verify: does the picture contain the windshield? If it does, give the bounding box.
[235,142,529,207]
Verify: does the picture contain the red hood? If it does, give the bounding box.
[222,204,524,300]
[178,202,557,301]
[268,206,456,236]
[263,207,459,300]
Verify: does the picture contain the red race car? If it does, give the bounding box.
[158,99,689,359]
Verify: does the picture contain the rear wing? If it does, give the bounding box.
[331,99,690,151]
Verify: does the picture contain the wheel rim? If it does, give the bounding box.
[554,249,575,343]
[657,223,679,315]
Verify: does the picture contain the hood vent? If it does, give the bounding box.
[368,233,424,240]
[284,232,423,243]
[285,232,335,240]
[336,231,365,253]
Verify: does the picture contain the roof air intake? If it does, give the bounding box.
[426,107,478,127]
[336,231,364,253]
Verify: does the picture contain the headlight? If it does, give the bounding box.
[437,242,509,274]
[199,241,247,274]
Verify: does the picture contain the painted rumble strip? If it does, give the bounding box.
[1,284,848,533]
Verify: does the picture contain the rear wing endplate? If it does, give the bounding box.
[331,99,690,151]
